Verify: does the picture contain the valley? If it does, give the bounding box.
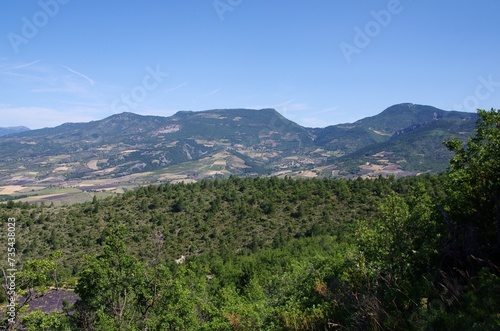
[0,103,477,204]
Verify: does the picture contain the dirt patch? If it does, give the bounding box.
[0,185,42,194]
[0,186,24,195]
[360,163,384,171]
[299,171,317,178]
[87,160,99,170]
[93,167,118,175]
[156,125,181,134]
[54,166,70,172]
[213,160,227,166]
[171,179,197,184]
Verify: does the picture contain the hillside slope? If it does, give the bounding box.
[0,104,478,203]
[0,126,30,136]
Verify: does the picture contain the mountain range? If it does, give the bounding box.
[0,103,478,204]
[0,126,30,137]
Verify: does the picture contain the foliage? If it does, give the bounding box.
[20,310,71,331]
[444,108,500,248]
[1,110,499,330]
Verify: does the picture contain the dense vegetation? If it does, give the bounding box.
[339,117,477,173]
[0,109,499,330]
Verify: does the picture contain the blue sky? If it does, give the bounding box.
[1,0,499,129]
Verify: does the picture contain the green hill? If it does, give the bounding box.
[0,104,478,204]
[1,109,497,331]
[337,116,477,174]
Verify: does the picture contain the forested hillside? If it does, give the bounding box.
[0,104,478,207]
[0,109,499,330]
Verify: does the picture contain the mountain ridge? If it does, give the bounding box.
[0,126,30,137]
[0,103,478,204]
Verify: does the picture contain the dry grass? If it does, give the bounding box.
[87,160,99,170]
[0,185,26,195]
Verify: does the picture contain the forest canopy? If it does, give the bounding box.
[1,109,499,330]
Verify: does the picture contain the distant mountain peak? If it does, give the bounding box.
[0,126,31,137]
[0,104,479,187]
[173,110,195,117]
[106,112,143,120]
[380,103,438,114]
[1,125,31,131]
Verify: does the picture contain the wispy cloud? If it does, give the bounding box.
[61,65,95,86]
[0,59,122,128]
[1,59,127,104]
[2,60,41,71]
[201,88,221,98]
[165,82,189,94]
[1,60,95,94]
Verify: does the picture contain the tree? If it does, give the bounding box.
[1,254,60,330]
[20,311,71,331]
[354,190,438,329]
[75,223,144,330]
[444,108,500,249]
[434,108,500,330]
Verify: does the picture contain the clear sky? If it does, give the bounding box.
[1,0,499,129]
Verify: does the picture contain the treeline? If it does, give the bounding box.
[0,109,499,330]
[0,174,446,277]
